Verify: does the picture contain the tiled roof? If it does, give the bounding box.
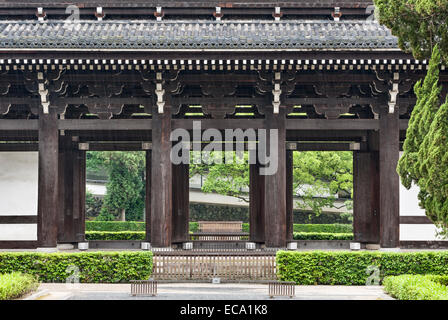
[0,20,398,50]
[0,1,374,8]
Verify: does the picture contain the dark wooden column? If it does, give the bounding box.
[145,150,151,241]
[353,151,380,243]
[150,106,173,247]
[264,109,287,248]
[58,136,74,243]
[74,149,86,242]
[172,163,190,243]
[37,109,59,247]
[379,109,400,248]
[249,160,265,243]
[286,150,294,241]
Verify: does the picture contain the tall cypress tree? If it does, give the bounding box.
[397,46,442,189]
[418,97,448,227]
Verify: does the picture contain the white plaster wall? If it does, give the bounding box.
[399,151,444,241]
[0,224,37,241]
[0,152,38,240]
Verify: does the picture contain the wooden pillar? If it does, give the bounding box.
[264,109,287,248]
[150,107,173,247]
[58,136,74,243]
[379,109,400,248]
[145,150,151,241]
[172,163,190,243]
[249,161,265,243]
[286,150,294,241]
[74,149,86,242]
[353,151,380,243]
[37,109,59,247]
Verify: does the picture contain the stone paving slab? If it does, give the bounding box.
[35,283,394,300]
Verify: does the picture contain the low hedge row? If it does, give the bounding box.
[276,251,448,285]
[85,230,353,241]
[85,221,146,232]
[85,231,146,241]
[293,232,354,240]
[87,221,352,235]
[383,275,448,300]
[0,252,153,283]
[293,224,353,233]
[0,272,39,300]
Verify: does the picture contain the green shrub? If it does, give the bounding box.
[85,231,146,241]
[86,221,145,232]
[0,252,153,283]
[276,251,448,285]
[293,224,353,233]
[384,275,448,300]
[0,272,39,300]
[293,232,354,240]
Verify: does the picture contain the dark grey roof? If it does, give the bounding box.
[0,20,398,50]
[0,1,374,9]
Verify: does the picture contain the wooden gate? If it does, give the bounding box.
[152,252,277,280]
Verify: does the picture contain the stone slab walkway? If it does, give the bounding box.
[32,283,394,300]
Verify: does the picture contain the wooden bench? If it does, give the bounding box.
[194,221,247,240]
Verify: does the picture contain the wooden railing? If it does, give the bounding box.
[152,252,276,280]
[268,281,296,298]
[130,280,157,296]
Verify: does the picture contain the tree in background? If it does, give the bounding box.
[86,151,146,221]
[190,151,353,216]
[375,0,448,62]
[376,1,448,231]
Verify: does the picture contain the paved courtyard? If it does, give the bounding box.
[28,283,394,300]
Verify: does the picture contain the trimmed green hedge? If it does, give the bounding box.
[85,231,146,241]
[86,221,145,232]
[0,252,153,283]
[384,275,448,300]
[293,232,354,240]
[276,251,448,285]
[293,224,353,233]
[86,230,353,241]
[0,272,39,300]
[87,221,352,234]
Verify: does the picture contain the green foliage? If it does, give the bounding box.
[293,223,353,233]
[86,231,146,240]
[384,275,448,300]
[87,151,146,221]
[292,232,353,241]
[293,152,353,215]
[375,0,448,62]
[86,221,146,232]
[398,46,442,189]
[85,191,104,219]
[0,252,153,283]
[190,203,249,222]
[417,97,448,229]
[190,151,353,215]
[276,251,448,285]
[0,273,39,300]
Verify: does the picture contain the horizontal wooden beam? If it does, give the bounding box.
[0,120,38,131]
[0,216,38,224]
[0,241,38,249]
[172,119,266,130]
[0,143,38,152]
[400,241,448,249]
[400,216,433,224]
[286,119,379,130]
[58,119,152,131]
